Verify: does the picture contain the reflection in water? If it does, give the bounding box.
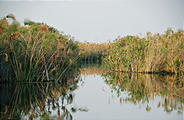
[80,63,104,76]
[0,63,184,119]
[103,72,184,113]
[0,77,80,119]
[73,63,183,120]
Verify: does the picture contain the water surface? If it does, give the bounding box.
[0,63,183,120]
[72,64,183,120]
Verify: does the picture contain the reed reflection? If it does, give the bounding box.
[0,76,80,120]
[103,72,184,113]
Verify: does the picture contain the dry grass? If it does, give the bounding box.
[78,42,110,58]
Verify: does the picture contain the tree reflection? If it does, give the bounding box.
[103,72,184,113]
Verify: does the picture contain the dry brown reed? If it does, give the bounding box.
[104,29,184,74]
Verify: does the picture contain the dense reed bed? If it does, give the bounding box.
[77,42,110,63]
[103,72,184,112]
[0,15,79,82]
[103,29,184,74]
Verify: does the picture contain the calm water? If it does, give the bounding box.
[0,64,183,120]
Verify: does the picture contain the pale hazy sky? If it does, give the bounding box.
[0,0,184,43]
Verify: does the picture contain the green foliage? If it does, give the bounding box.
[24,19,36,26]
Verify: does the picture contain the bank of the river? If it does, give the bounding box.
[103,29,184,75]
[1,15,184,84]
[77,42,110,64]
[0,14,79,83]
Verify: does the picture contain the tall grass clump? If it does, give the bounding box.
[0,15,79,82]
[103,29,184,74]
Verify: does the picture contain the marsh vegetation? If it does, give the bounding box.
[77,42,110,64]
[103,29,184,74]
[0,15,79,83]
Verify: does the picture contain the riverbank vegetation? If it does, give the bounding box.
[103,29,184,74]
[0,15,79,83]
[77,42,110,63]
[1,14,184,84]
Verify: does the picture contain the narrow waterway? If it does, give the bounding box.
[0,63,183,120]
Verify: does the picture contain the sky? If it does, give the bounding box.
[0,0,184,43]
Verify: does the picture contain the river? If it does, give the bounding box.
[0,63,183,120]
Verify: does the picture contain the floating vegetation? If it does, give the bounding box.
[103,29,184,74]
[0,14,80,83]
